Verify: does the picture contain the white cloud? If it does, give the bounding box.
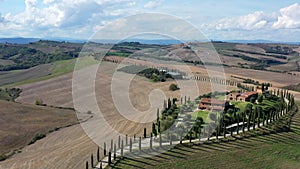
[216,11,276,30]
[272,3,300,29]
[0,0,140,38]
[143,0,162,9]
[216,3,300,31]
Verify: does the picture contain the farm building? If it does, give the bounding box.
[198,98,227,112]
[226,91,258,102]
[256,86,263,93]
[226,92,241,101]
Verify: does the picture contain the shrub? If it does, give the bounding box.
[29,133,46,145]
[0,154,7,161]
[169,84,179,91]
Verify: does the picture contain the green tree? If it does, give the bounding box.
[91,154,94,168]
[158,121,161,133]
[152,123,157,137]
[169,84,179,91]
[250,97,256,103]
[167,98,172,109]
[257,95,263,104]
[97,147,100,162]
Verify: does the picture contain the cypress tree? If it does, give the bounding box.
[103,142,106,156]
[114,144,116,160]
[139,137,141,151]
[157,108,159,123]
[121,140,124,156]
[108,150,111,165]
[242,113,245,133]
[223,123,226,138]
[236,115,240,134]
[159,133,162,147]
[158,121,161,133]
[150,133,153,149]
[86,161,88,169]
[152,123,157,137]
[129,138,132,152]
[257,107,261,128]
[168,98,172,109]
[118,136,121,149]
[97,147,100,162]
[91,154,94,168]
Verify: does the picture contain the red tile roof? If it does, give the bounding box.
[240,91,258,98]
[200,98,226,105]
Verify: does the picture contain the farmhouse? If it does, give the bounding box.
[237,91,258,102]
[226,91,258,102]
[199,98,227,111]
[226,92,241,101]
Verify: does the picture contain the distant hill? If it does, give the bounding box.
[90,38,183,45]
[223,39,300,44]
[0,38,40,44]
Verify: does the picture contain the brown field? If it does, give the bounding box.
[0,124,98,169]
[7,60,237,169]
[0,100,77,156]
[293,46,300,53]
[0,64,52,86]
[267,61,299,72]
[235,44,266,53]
[220,54,254,66]
[5,53,300,169]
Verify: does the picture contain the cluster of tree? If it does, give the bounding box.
[118,65,174,82]
[231,48,287,59]
[0,88,22,101]
[193,76,238,86]
[224,52,285,70]
[152,98,179,137]
[195,91,228,101]
[222,90,287,133]
[263,45,296,55]
[243,78,260,85]
[0,43,80,71]
[237,83,254,91]
[261,83,272,91]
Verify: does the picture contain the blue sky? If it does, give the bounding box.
[0,0,300,42]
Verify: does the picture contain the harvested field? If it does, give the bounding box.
[0,124,98,169]
[219,54,254,66]
[0,100,77,157]
[11,60,236,169]
[223,67,300,87]
[267,61,299,72]
[0,64,51,86]
[235,44,266,53]
[185,64,300,87]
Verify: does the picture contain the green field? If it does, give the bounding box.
[231,98,277,114]
[191,110,209,121]
[2,57,98,87]
[230,101,252,113]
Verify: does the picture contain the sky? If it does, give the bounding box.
[0,0,300,42]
